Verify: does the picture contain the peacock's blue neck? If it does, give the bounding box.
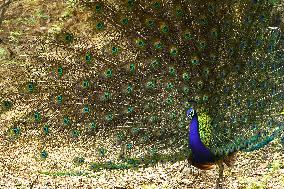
[188,112,215,163]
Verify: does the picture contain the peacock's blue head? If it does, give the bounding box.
[186,108,196,119]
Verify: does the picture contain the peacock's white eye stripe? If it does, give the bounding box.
[187,108,195,119]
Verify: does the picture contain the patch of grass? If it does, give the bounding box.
[239,177,268,189]
[2,20,11,25]
[0,59,28,65]
[281,175,284,186]
[21,17,37,26]
[61,10,73,19]
[0,48,7,59]
[66,0,78,8]
[268,160,283,171]
[9,31,23,42]
[36,10,50,20]
[23,0,39,5]
[141,184,158,189]
[39,171,90,177]
[247,182,267,189]
[48,24,63,34]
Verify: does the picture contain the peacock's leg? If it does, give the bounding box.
[186,157,201,176]
[215,162,224,189]
[179,162,187,173]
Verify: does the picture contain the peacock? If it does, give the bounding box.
[1,0,284,188]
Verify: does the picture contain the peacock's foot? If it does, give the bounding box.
[189,166,200,176]
[179,163,200,177]
[215,183,223,189]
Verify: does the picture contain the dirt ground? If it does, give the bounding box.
[0,129,283,189]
